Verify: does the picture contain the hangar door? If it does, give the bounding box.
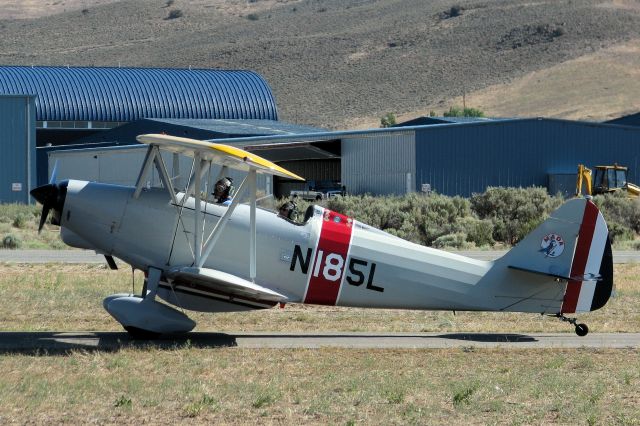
[274,159,341,198]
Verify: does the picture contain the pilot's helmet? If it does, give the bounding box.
[214,177,233,199]
[279,201,297,219]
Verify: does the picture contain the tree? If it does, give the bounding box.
[443,106,485,117]
[380,112,397,128]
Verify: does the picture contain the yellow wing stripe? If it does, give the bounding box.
[136,134,304,181]
[209,143,303,181]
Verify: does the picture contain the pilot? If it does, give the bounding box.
[278,201,297,221]
[213,177,233,206]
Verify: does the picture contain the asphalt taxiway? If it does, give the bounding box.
[0,332,637,352]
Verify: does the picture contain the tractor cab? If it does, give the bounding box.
[593,165,628,194]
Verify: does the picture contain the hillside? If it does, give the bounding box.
[0,0,638,128]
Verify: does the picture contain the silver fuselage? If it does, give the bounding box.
[59,180,566,313]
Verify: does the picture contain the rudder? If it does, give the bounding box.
[561,199,613,313]
[502,198,613,314]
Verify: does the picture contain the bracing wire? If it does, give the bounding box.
[167,157,196,265]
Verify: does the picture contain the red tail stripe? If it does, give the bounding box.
[562,201,598,313]
[303,210,352,305]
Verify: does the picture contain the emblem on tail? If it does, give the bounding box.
[540,233,565,258]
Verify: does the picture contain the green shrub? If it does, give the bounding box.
[462,107,484,117]
[470,187,562,244]
[12,213,29,229]
[592,192,640,234]
[443,106,485,117]
[432,233,470,249]
[291,188,640,248]
[449,6,463,17]
[459,217,494,247]
[606,222,635,245]
[380,112,397,128]
[444,106,463,117]
[2,234,22,249]
[165,9,183,20]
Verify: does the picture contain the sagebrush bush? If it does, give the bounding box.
[12,213,29,229]
[593,192,640,234]
[432,232,470,249]
[166,9,183,19]
[470,187,563,244]
[2,234,22,249]
[286,187,640,248]
[607,222,635,245]
[458,216,495,247]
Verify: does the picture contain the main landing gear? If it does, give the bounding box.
[555,313,589,337]
[103,267,196,339]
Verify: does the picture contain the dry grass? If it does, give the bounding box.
[347,36,640,129]
[0,204,66,249]
[422,39,640,123]
[0,263,638,423]
[0,263,638,334]
[0,347,637,424]
[1,1,638,129]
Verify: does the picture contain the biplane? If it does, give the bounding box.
[30,134,613,338]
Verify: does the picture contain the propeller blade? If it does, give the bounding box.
[30,181,68,234]
[49,161,59,184]
[38,205,51,233]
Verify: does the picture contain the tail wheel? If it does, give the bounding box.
[575,323,589,337]
[555,314,589,337]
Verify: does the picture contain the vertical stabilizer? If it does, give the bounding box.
[497,198,613,313]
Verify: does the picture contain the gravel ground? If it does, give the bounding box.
[0,0,638,128]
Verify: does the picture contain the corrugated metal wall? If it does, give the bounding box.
[341,131,416,195]
[0,95,36,203]
[48,145,270,197]
[415,119,640,197]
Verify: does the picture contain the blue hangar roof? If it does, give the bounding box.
[0,66,278,122]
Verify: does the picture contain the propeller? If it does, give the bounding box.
[30,162,67,233]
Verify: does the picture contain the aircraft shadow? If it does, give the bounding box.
[0,331,238,356]
[434,333,537,343]
[0,331,538,355]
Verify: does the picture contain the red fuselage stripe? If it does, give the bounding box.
[562,201,598,313]
[303,210,353,305]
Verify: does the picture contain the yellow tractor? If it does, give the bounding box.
[576,164,640,197]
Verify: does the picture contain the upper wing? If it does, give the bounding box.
[136,133,304,181]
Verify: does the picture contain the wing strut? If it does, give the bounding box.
[135,134,305,282]
[133,145,178,204]
[248,169,257,280]
[197,173,250,269]
[196,168,258,280]
[193,152,203,266]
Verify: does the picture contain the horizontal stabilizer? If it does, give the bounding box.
[167,266,289,303]
[508,265,601,282]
